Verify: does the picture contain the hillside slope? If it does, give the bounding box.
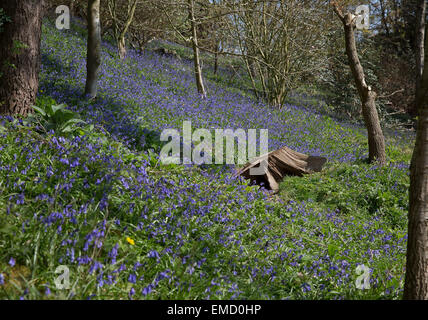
[0,19,413,299]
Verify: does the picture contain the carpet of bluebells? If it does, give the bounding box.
[0,19,413,299]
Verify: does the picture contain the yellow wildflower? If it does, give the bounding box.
[126,237,135,245]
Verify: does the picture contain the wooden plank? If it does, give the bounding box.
[238,146,327,192]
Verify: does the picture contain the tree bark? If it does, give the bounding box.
[188,0,206,98]
[116,0,138,60]
[84,0,101,99]
[214,50,218,75]
[118,37,127,60]
[379,0,390,37]
[403,0,419,49]
[415,0,426,108]
[0,0,44,116]
[70,0,75,15]
[404,12,428,301]
[333,8,386,165]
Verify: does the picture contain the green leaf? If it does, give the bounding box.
[51,103,67,114]
[62,118,85,127]
[31,105,46,117]
[328,243,338,257]
[46,103,54,117]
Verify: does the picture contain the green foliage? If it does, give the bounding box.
[12,40,29,55]
[279,160,410,228]
[0,120,408,299]
[317,32,386,123]
[0,19,415,300]
[26,96,86,136]
[0,8,11,33]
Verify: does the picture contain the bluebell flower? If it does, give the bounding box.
[129,287,136,299]
[8,258,15,267]
[128,273,137,284]
[302,283,311,293]
[147,250,160,259]
[142,284,153,296]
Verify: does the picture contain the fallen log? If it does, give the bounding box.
[238,146,327,192]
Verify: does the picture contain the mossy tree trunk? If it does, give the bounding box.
[0,0,44,116]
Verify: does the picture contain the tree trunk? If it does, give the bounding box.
[404,10,428,301]
[214,51,218,75]
[188,0,206,98]
[379,0,390,37]
[0,0,44,116]
[334,8,386,165]
[403,0,419,49]
[392,0,400,37]
[70,0,75,15]
[415,0,426,108]
[116,0,138,60]
[118,36,126,60]
[84,0,101,99]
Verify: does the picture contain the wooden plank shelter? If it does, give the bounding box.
[238,146,327,192]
